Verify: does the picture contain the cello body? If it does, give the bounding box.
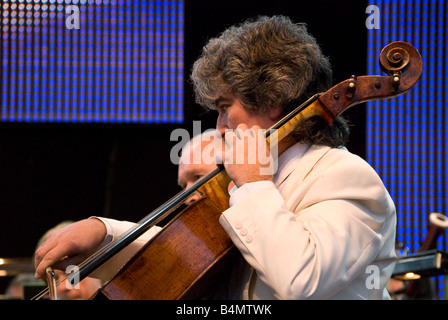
[96,170,238,299]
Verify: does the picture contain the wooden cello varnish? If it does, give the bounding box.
[96,170,236,300]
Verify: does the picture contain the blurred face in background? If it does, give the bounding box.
[177,136,217,205]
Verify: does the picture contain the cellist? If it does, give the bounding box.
[35,15,397,300]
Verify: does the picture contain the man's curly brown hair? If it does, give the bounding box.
[191,15,349,147]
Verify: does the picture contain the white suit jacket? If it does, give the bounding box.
[219,143,397,299]
[94,143,396,300]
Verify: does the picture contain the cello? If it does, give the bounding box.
[34,41,423,300]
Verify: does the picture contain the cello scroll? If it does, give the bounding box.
[266,41,422,150]
[316,41,423,122]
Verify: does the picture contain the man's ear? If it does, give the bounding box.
[269,106,283,122]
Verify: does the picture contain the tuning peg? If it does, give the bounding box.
[392,72,401,91]
[346,75,357,99]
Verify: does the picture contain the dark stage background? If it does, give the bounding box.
[0,0,367,291]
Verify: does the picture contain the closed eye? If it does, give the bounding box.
[217,104,230,113]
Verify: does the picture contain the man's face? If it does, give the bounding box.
[177,139,217,205]
[214,92,279,135]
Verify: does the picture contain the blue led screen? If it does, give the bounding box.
[1,0,185,124]
[367,0,447,299]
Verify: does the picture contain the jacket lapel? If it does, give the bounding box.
[279,144,332,206]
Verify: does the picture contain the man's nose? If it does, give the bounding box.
[216,114,228,135]
[184,192,201,206]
